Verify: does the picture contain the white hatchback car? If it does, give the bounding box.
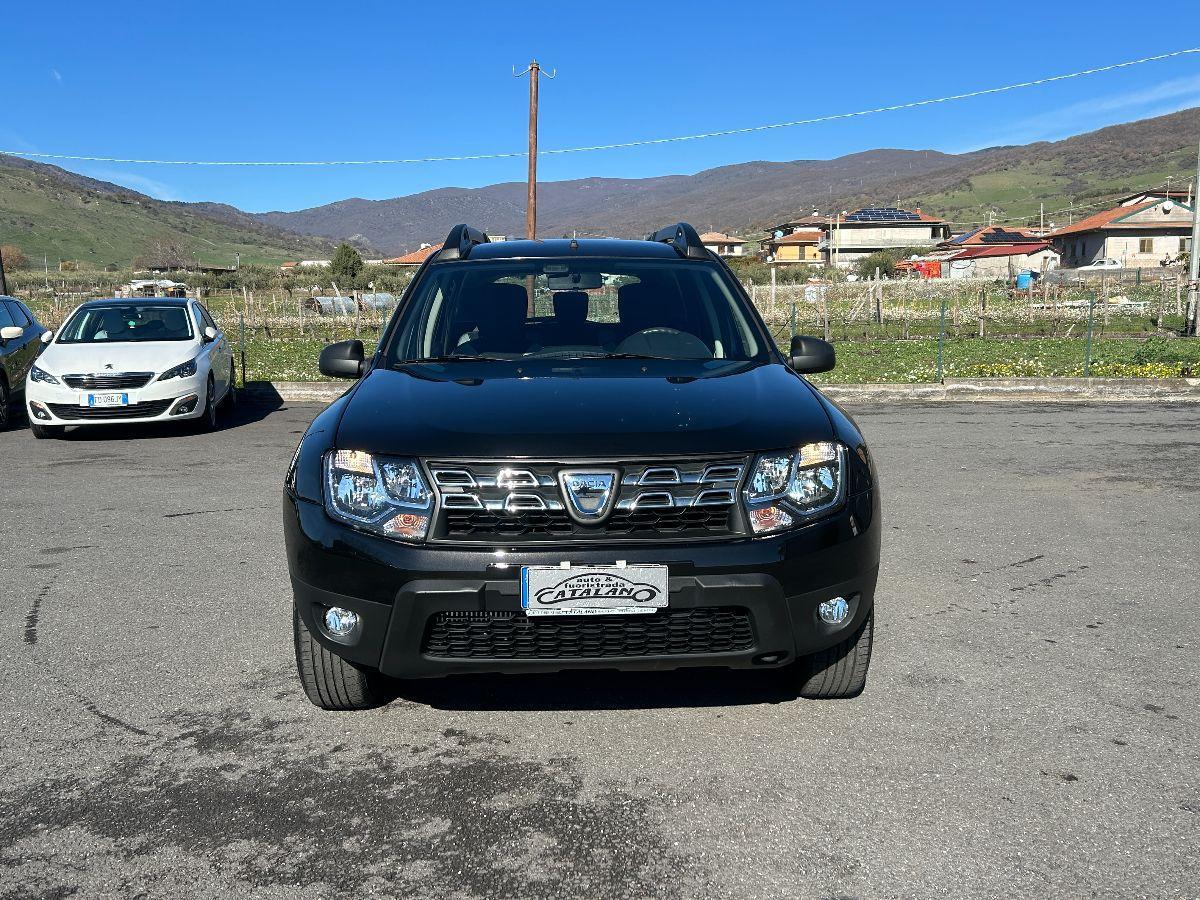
[25,297,236,438]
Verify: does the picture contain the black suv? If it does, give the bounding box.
[285,224,880,709]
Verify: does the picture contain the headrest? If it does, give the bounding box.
[552,291,589,323]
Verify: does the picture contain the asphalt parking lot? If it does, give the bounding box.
[0,399,1196,899]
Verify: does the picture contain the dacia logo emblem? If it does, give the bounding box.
[558,469,619,523]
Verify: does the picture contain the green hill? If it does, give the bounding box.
[0,156,339,268]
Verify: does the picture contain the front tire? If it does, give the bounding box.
[293,605,391,711]
[795,608,874,699]
[193,376,218,432]
[221,362,237,410]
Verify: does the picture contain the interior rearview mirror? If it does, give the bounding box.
[0,326,23,341]
[319,339,366,379]
[203,326,218,343]
[789,335,836,374]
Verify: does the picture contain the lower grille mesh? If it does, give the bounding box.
[422,607,754,659]
[48,399,172,420]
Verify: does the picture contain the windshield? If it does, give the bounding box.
[384,258,770,365]
[57,303,194,344]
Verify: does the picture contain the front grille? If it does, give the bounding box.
[443,506,733,540]
[48,399,172,420]
[422,607,755,659]
[62,372,155,390]
[428,456,747,544]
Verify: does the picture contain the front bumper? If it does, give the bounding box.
[25,374,207,425]
[285,488,880,678]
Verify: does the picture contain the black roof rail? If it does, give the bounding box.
[436,224,490,261]
[645,222,709,259]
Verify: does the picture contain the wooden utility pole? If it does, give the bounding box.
[514,60,555,240]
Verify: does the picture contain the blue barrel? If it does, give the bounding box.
[1015,271,1033,290]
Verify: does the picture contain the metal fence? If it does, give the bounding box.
[14,271,1198,384]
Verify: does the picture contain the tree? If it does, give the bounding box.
[0,245,29,271]
[855,249,901,280]
[331,243,364,284]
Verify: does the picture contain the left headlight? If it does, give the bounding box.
[324,450,432,542]
[743,441,845,535]
[29,365,60,385]
[158,358,198,381]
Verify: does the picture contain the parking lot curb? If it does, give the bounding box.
[244,378,1200,405]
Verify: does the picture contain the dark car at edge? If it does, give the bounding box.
[284,223,881,709]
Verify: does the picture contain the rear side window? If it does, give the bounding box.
[0,303,14,330]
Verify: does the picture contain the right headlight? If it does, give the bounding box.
[743,441,845,534]
[29,364,60,385]
[324,450,432,542]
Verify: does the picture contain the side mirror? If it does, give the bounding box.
[40,330,53,345]
[0,326,22,342]
[789,335,836,374]
[203,326,218,343]
[319,339,365,379]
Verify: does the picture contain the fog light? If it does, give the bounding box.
[29,402,51,421]
[171,394,199,416]
[818,596,849,625]
[323,607,359,636]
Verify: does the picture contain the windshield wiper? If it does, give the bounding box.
[599,352,680,361]
[394,354,499,366]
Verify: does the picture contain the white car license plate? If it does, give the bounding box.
[85,392,129,408]
[521,564,669,616]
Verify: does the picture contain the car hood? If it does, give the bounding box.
[335,361,834,458]
[39,342,197,376]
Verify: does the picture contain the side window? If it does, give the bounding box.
[4,300,29,327]
[191,304,205,332]
[197,304,217,331]
[0,303,15,330]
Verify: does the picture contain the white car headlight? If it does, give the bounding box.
[324,450,432,542]
[743,442,845,534]
[158,358,198,381]
[29,365,60,385]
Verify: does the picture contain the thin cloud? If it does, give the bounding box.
[89,169,183,202]
[955,73,1200,150]
[50,69,62,83]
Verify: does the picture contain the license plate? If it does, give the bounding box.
[521,564,669,616]
[85,392,129,408]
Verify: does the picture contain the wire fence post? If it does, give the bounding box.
[1084,294,1096,378]
[936,299,946,383]
[790,300,797,340]
[238,313,247,387]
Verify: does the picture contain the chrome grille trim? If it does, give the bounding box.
[426,455,749,544]
[62,372,155,390]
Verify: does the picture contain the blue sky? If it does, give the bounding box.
[5,0,1200,213]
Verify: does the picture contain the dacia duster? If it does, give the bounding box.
[284,223,880,709]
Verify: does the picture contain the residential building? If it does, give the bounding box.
[297,259,332,268]
[698,232,749,257]
[938,225,1045,250]
[383,243,440,267]
[1050,198,1194,268]
[822,207,951,268]
[944,243,1059,280]
[766,230,822,264]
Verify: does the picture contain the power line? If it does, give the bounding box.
[2,47,1198,167]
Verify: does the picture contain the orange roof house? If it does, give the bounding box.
[383,243,440,267]
[1049,199,1194,268]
